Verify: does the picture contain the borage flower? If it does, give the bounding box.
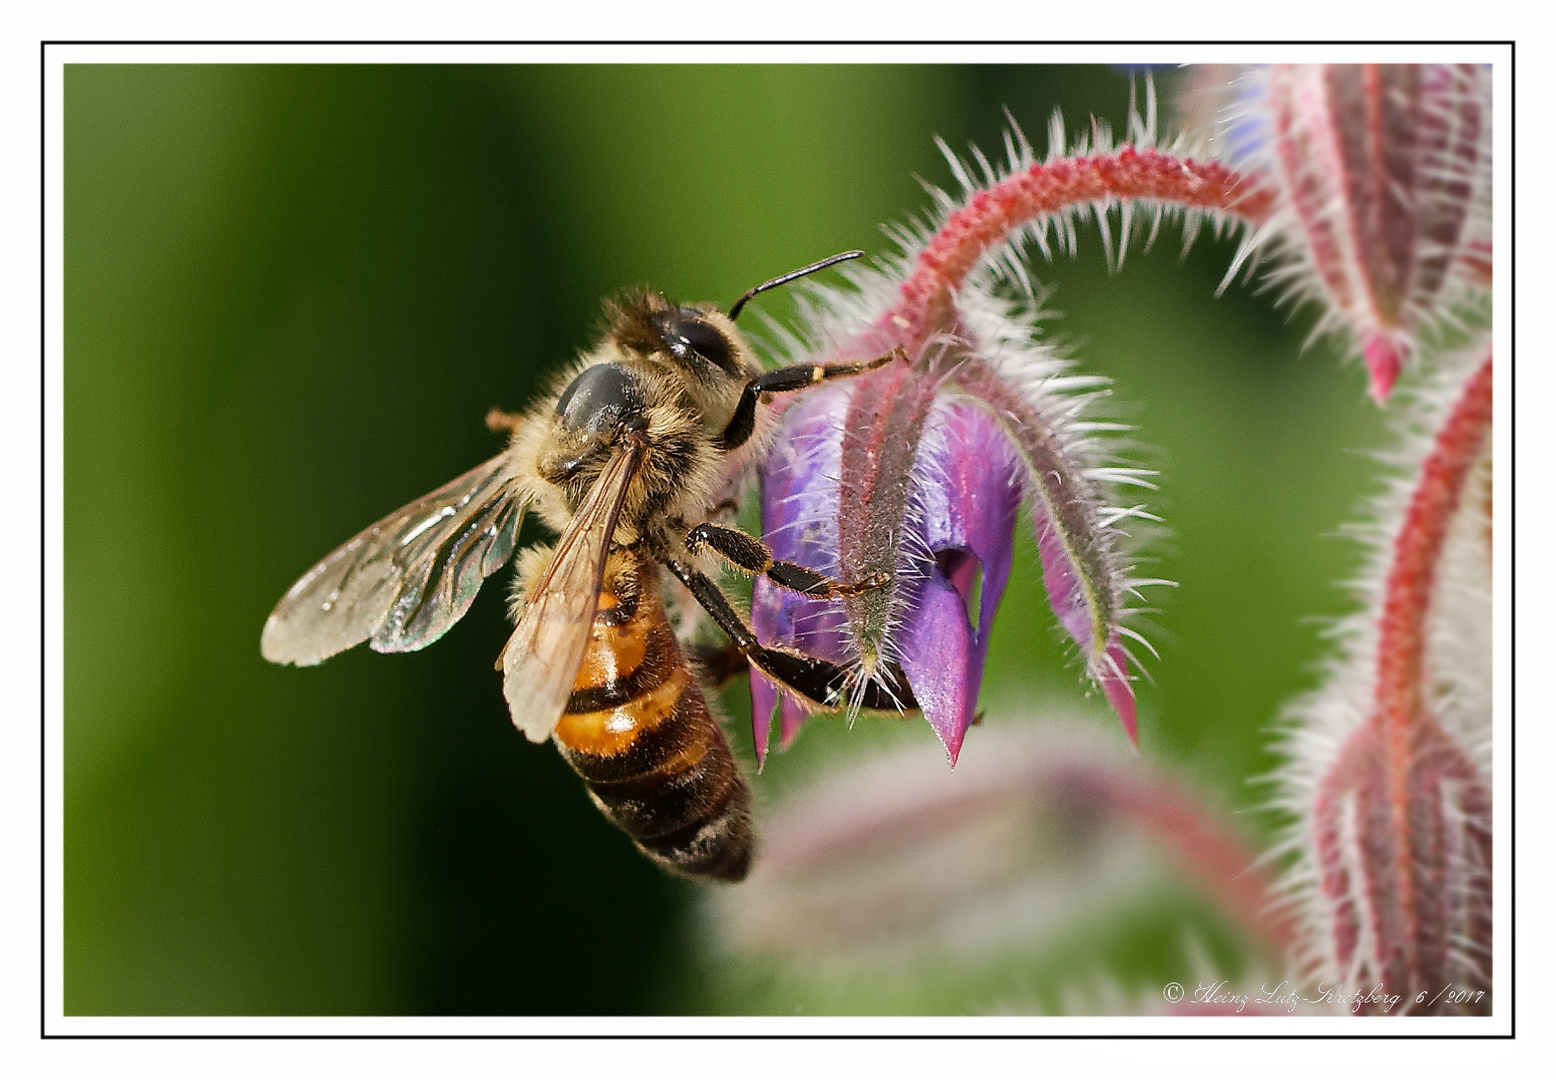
[751,372,1033,765]
[745,119,1232,765]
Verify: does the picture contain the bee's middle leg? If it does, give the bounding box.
[685,521,888,598]
[663,558,915,714]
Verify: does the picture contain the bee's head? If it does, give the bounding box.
[607,252,865,388]
[609,292,755,386]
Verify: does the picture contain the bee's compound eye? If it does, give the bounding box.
[654,308,740,375]
[554,363,646,434]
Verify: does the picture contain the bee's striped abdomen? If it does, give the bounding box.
[552,553,751,882]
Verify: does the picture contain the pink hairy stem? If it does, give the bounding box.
[866,147,1277,351]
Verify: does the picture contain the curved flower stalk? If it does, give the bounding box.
[749,106,1276,764]
[1221,65,1492,401]
[1274,352,1492,1014]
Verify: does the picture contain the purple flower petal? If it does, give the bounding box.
[894,569,976,762]
[895,401,1022,763]
[748,665,776,767]
[750,383,855,761]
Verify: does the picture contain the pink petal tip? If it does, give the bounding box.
[1101,639,1138,746]
[1363,335,1406,403]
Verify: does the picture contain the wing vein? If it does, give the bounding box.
[261,453,529,666]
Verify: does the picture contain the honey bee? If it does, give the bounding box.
[261,253,917,882]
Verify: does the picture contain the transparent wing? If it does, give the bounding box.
[502,439,646,743]
[262,454,529,666]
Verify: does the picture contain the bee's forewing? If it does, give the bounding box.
[261,453,529,666]
[502,440,645,743]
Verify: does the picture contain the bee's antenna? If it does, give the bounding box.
[727,250,865,322]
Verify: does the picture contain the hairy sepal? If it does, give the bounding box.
[953,281,1145,744]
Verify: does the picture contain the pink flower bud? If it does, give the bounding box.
[1279,354,1492,1013]
[1258,65,1491,400]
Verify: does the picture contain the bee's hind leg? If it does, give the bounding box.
[686,641,749,688]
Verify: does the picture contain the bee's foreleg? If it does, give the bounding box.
[685,521,887,598]
[716,346,906,452]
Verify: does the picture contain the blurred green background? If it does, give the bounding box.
[64,64,1385,1015]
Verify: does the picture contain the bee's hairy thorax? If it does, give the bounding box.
[515,348,729,544]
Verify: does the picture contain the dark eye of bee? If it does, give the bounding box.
[554,363,646,435]
[652,307,740,375]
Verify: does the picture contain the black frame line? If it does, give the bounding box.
[39,38,1518,1045]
